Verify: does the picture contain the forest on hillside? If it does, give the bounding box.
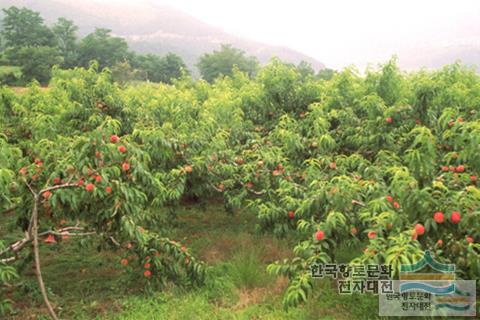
[0,6,333,87]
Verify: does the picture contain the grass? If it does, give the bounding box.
[229,247,273,289]
[1,202,382,319]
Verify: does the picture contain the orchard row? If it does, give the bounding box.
[0,59,479,314]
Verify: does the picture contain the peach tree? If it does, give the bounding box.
[0,80,206,319]
[237,63,480,308]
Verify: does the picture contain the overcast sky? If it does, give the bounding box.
[151,0,480,70]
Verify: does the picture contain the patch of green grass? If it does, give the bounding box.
[304,279,379,320]
[111,289,311,320]
[228,246,272,289]
[168,202,295,265]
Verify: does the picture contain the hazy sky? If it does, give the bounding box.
[152,0,480,69]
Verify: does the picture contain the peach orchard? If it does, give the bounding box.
[1,60,479,317]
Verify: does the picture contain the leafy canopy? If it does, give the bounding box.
[197,44,259,83]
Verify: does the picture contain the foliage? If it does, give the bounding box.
[316,68,336,81]
[15,46,62,84]
[0,6,61,84]
[76,28,130,70]
[0,58,479,317]
[0,6,191,86]
[1,6,56,48]
[111,61,145,85]
[132,53,189,84]
[0,65,22,85]
[197,44,259,83]
[52,17,79,69]
[0,253,17,315]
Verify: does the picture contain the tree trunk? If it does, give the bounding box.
[32,197,59,320]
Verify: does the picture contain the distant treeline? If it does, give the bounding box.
[0,6,335,85]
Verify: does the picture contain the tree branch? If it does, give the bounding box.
[45,231,96,237]
[247,189,266,196]
[109,236,121,247]
[24,180,36,197]
[0,236,30,257]
[351,199,366,207]
[236,181,266,195]
[23,180,37,237]
[0,256,17,263]
[32,197,60,320]
[40,182,80,195]
[1,227,98,262]
[210,183,224,193]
